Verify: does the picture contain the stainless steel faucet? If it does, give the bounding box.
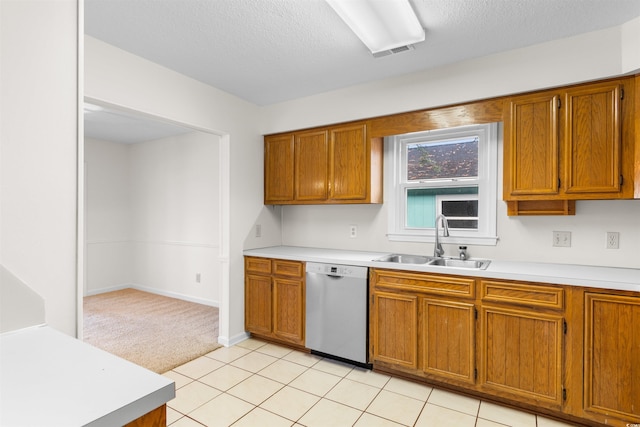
[433,214,450,258]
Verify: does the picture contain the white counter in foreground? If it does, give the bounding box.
[244,246,640,293]
[0,325,175,427]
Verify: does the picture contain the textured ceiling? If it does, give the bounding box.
[83,0,640,143]
[85,0,640,107]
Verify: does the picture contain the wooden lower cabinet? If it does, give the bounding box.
[124,404,166,427]
[244,257,305,347]
[478,279,565,409]
[370,269,640,426]
[245,272,273,336]
[272,277,305,344]
[370,269,476,388]
[370,291,418,369]
[421,298,476,384]
[478,306,564,408]
[583,293,640,424]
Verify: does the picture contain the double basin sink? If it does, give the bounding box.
[373,254,491,270]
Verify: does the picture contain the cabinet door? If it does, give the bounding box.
[371,291,418,369]
[584,293,640,422]
[295,130,328,201]
[504,93,560,198]
[329,124,368,201]
[264,134,295,204]
[479,306,564,408]
[564,82,622,195]
[245,273,273,336]
[421,298,475,384]
[273,277,305,346]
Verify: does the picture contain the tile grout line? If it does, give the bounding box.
[169,339,567,427]
[219,341,327,426]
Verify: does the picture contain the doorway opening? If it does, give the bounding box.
[81,101,226,371]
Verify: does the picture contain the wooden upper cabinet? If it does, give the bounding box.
[264,122,383,205]
[295,130,329,201]
[264,134,294,203]
[504,92,560,197]
[330,124,368,200]
[503,77,635,209]
[564,82,622,194]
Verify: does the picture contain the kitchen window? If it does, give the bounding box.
[386,123,499,245]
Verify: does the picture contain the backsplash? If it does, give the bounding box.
[279,200,640,269]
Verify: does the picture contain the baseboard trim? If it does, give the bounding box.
[219,331,250,348]
[85,284,132,296]
[85,284,219,307]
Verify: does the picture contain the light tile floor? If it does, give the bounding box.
[163,338,576,427]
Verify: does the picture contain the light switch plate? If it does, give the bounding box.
[553,231,571,247]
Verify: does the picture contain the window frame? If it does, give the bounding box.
[386,123,499,245]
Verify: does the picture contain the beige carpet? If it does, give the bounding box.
[83,288,221,374]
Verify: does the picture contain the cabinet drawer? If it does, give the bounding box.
[372,269,475,298]
[245,257,272,274]
[480,280,564,310]
[272,260,304,278]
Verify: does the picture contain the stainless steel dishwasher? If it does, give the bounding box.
[305,262,369,366]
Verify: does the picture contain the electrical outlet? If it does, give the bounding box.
[349,225,357,238]
[552,231,571,247]
[606,231,619,249]
[255,224,262,238]
[196,273,201,283]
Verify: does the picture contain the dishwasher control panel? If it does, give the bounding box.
[306,262,368,279]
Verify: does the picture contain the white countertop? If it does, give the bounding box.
[244,246,640,293]
[0,325,175,427]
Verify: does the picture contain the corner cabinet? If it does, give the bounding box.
[244,257,305,347]
[503,77,638,215]
[264,122,383,205]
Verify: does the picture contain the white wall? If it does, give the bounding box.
[280,176,640,269]
[84,36,276,345]
[260,25,635,133]
[262,20,640,270]
[85,138,132,294]
[85,133,222,306]
[0,266,45,333]
[129,132,221,305]
[0,0,79,336]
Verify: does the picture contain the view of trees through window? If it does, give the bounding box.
[404,136,480,229]
[389,123,498,244]
[406,137,478,181]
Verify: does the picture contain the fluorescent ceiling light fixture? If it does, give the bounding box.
[326,0,425,54]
